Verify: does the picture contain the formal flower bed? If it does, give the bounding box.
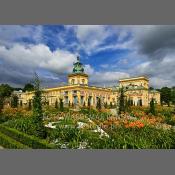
[0,108,32,124]
[1,105,175,149]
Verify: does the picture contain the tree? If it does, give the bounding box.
[125,99,129,112]
[171,87,175,105]
[118,87,125,114]
[68,101,71,107]
[0,84,13,97]
[0,96,4,113]
[149,87,154,90]
[59,98,64,112]
[23,83,34,92]
[32,73,46,138]
[110,102,113,108]
[88,97,91,108]
[149,98,156,115]
[127,98,132,112]
[20,100,23,107]
[11,95,18,108]
[160,87,171,106]
[72,102,74,108]
[0,84,13,112]
[28,99,32,110]
[55,99,58,109]
[96,98,102,111]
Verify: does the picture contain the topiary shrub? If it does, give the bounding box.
[0,132,29,149]
[0,125,55,149]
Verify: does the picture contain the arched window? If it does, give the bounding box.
[71,79,75,85]
[82,79,85,84]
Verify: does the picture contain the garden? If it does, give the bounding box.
[0,77,175,149]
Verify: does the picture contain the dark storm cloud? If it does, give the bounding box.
[135,26,175,60]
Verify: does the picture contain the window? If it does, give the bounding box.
[64,96,68,103]
[71,79,75,84]
[64,91,68,95]
[82,79,85,84]
[73,96,78,104]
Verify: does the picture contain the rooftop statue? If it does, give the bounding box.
[73,56,85,73]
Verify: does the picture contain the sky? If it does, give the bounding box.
[0,25,175,88]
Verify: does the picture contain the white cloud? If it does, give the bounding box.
[89,71,130,86]
[0,44,77,74]
[130,54,175,88]
[0,25,43,47]
[72,25,111,55]
[84,64,94,75]
[0,43,79,87]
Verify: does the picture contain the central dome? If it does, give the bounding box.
[72,56,85,73]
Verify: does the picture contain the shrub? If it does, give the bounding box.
[55,99,58,109]
[149,98,156,115]
[0,125,55,149]
[0,132,29,149]
[118,87,125,114]
[0,108,32,124]
[11,95,19,108]
[104,126,175,149]
[3,117,35,135]
[59,98,64,112]
[47,126,101,149]
[28,100,32,110]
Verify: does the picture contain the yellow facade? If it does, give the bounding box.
[20,60,160,108]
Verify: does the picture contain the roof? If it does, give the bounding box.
[149,89,160,93]
[23,84,112,95]
[119,76,149,82]
[68,73,88,77]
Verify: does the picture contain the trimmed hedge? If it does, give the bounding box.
[0,125,56,149]
[0,132,29,149]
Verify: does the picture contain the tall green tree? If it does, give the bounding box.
[23,83,34,92]
[126,98,132,112]
[149,98,156,115]
[110,102,113,108]
[28,99,32,110]
[118,87,125,114]
[11,95,19,108]
[171,87,175,105]
[149,87,154,90]
[0,84,13,112]
[0,84,13,97]
[0,97,4,113]
[32,73,46,138]
[59,98,64,112]
[160,87,171,106]
[55,99,58,109]
[125,98,129,112]
[20,100,23,107]
[68,101,71,107]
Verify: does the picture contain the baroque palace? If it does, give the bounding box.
[20,57,160,107]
